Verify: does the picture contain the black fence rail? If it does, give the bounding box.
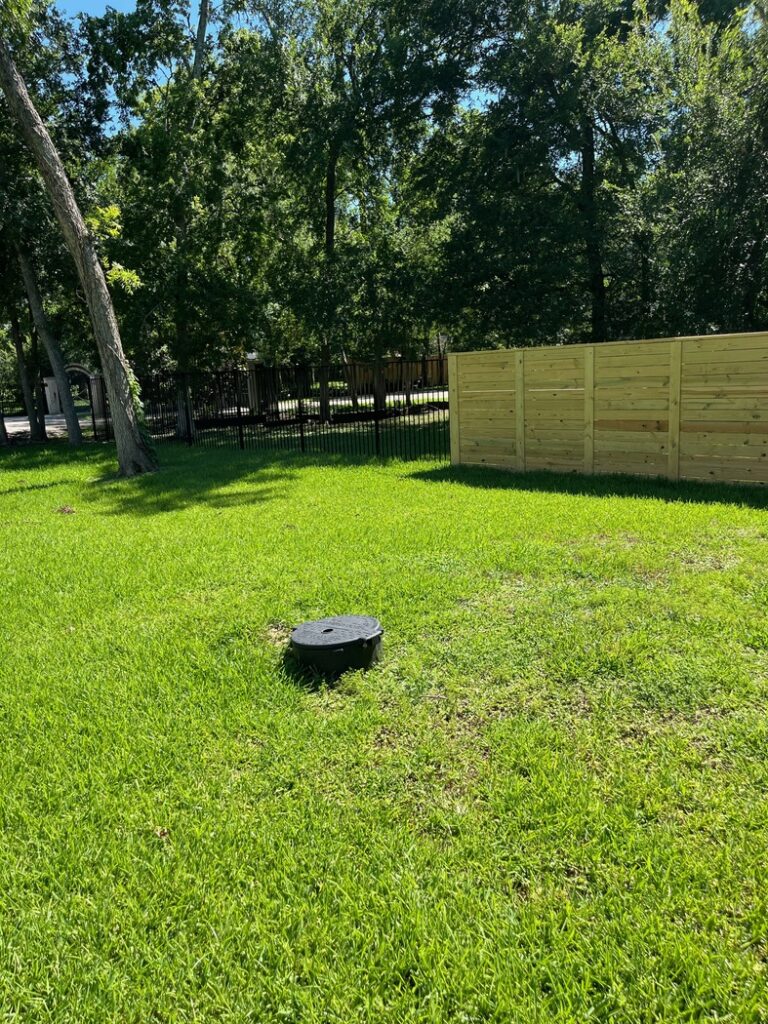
[95,357,449,461]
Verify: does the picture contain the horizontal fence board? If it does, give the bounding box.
[461,436,516,449]
[682,419,768,434]
[597,374,672,387]
[595,418,669,432]
[682,398,768,411]
[596,356,672,372]
[526,360,584,371]
[459,452,517,468]
[683,342,768,361]
[682,437,768,454]
[595,438,668,454]
[526,438,585,454]
[460,417,517,431]
[679,460,768,484]
[451,331,768,485]
[526,427,585,440]
[459,393,516,403]
[526,459,583,472]
[460,431,517,444]
[683,372,768,387]
[596,400,670,412]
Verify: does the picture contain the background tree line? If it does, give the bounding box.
[1,0,767,451]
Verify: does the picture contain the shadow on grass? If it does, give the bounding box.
[409,463,768,509]
[6,440,766,513]
[281,648,330,692]
[0,442,290,516]
[92,444,299,516]
[0,479,84,496]
[90,443,427,515]
[2,440,443,517]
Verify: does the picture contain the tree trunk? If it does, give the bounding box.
[580,116,607,343]
[0,35,156,475]
[0,380,9,445]
[318,142,340,424]
[637,231,651,338]
[173,0,210,418]
[402,358,413,410]
[17,249,82,446]
[373,357,386,414]
[28,323,48,438]
[192,0,210,80]
[341,348,359,410]
[318,353,331,424]
[325,145,338,262]
[742,233,764,331]
[11,309,45,442]
[173,247,190,437]
[35,377,47,438]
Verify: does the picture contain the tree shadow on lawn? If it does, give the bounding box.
[1,442,439,517]
[92,445,298,516]
[409,463,768,509]
[0,444,106,495]
[0,443,290,516]
[90,444,408,516]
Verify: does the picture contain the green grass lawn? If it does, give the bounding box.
[1,443,768,1023]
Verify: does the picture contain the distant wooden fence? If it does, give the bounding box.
[448,331,768,485]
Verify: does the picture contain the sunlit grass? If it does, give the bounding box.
[1,443,767,1022]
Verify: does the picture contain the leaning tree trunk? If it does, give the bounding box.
[0,36,156,475]
[0,409,8,446]
[17,249,82,446]
[10,308,45,442]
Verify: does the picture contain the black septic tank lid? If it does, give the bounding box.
[290,615,383,675]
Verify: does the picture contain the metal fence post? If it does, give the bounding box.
[234,368,245,450]
[297,382,306,453]
[183,373,194,445]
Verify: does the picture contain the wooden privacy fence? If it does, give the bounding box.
[448,331,768,485]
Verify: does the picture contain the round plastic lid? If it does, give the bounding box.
[290,615,383,650]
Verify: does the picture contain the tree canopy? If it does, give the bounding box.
[1,0,767,388]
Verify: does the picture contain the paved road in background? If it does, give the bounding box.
[4,413,93,440]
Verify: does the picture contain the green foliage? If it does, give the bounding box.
[2,0,767,373]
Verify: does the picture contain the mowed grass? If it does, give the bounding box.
[1,443,768,1023]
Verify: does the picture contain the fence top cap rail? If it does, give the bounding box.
[452,329,768,358]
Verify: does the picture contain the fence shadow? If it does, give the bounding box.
[408,464,768,509]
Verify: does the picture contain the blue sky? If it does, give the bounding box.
[59,0,201,18]
[59,0,134,13]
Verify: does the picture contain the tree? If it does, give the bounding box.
[645,0,768,335]
[17,249,82,444]
[0,26,156,474]
[9,303,45,442]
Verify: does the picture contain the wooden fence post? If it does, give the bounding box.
[668,341,682,481]
[584,345,595,473]
[515,349,526,471]
[448,353,460,465]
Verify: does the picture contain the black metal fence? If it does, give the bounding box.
[93,357,450,461]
